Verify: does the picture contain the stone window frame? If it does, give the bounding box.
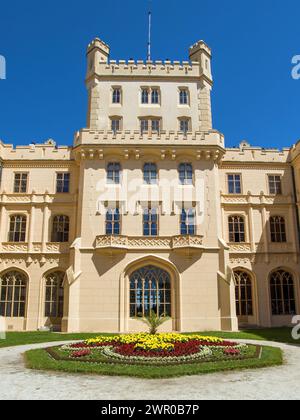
[228,215,246,243]
[267,174,283,196]
[140,86,161,106]
[269,215,287,243]
[51,215,70,243]
[270,269,296,316]
[13,172,29,194]
[111,86,122,105]
[0,270,28,318]
[233,270,254,317]
[8,214,27,243]
[44,271,65,319]
[178,117,191,135]
[178,87,190,106]
[110,116,123,133]
[227,173,243,195]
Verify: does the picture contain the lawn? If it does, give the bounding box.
[24,345,283,379]
[0,327,298,349]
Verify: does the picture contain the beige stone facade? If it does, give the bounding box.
[0,38,299,333]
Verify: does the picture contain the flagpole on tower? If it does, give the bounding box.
[147,0,152,61]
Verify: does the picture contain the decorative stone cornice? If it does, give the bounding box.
[95,234,204,255]
[221,193,294,207]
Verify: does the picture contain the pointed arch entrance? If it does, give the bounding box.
[120,256,181,333]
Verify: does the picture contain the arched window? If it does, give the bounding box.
[270,216,287,243]
[180,208,196,235]
[151,89,160,104]
[107,163,121,184]
[143,163,158,185]
[45,272,64,318]
[106,208,121,235]
[52,216,70,243]
[0,271,27,317]
[229,216,245,243]
[270,270,296,315]
[234,271,253,316]
[130,265,171,318]
[8,215,27,242]
[179,163,193,185]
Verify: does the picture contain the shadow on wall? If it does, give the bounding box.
[230,163,300,329]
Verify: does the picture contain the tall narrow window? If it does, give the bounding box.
[140,119,149,134]
[111,118,121,134]
[52,215,70,243]
[130,266,171,318]
[270,270,296,315]
[268,175,282,195]
[141,89,149,104]
[0,271,27,317]
[56,173,70,193]
[179,118,190,134]
[112,88,121,104]
[14,173,28,193]
[228,216,245,243]
[8,215,27,242]
[151,119,160,133]
[180,208,196,235]
[179,89,189,105]
[45,272,64,318]
[143,207,158,236]
[179,163,193,185]
[228,174,242,194]
[234,271,253,316]
[270,216,287,243]
[151,89,160,104]
[144,163,158,185]
[106,208,120,235]
[107,163,121,184]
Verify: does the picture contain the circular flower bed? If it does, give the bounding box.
[59,333,247,366]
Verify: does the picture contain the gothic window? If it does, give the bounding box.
[45,272,64,318]
[179,88,189,105]
[270,270,296,315]
[0,271,27,317]
[234,271,253,316]
[130,266,171,317]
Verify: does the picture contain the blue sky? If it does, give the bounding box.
[0,0,299,149]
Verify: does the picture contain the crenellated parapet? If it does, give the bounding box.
[0,139,72,161]
[74,128,225,148]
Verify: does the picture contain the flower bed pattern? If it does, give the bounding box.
[56,333,250,366]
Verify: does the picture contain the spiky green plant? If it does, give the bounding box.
[138,311,170,335]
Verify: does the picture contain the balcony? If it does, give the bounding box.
[95,235,204,256]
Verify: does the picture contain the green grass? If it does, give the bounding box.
[24,345,283,379]
[0,327,299,349]
[0,332,113,349]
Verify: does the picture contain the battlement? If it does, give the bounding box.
[189,40,212,57]
[74,129,225,148]
[87,59,201,79]
[223,141,290,164]
[0,139,72,161]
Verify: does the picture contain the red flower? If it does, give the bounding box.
[71,350,91,358]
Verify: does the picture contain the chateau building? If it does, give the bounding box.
[0,38,300,333]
